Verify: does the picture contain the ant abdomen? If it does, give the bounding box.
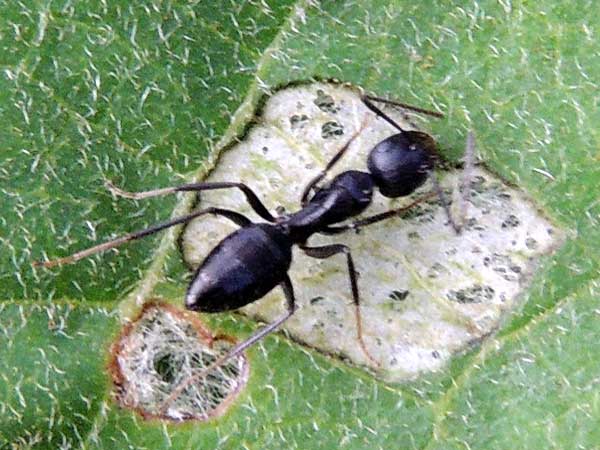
[367,131,436,198]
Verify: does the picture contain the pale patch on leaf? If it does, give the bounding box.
[181,83,564,381]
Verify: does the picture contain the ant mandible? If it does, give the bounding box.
[34,92,459,408]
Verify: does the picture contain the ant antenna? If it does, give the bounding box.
[363,95,445,118]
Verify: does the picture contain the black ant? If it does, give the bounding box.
[34,93,465,414]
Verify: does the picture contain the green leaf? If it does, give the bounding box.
[2,1,599,449]
[0,302,120,446]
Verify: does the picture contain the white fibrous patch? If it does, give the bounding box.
[111,303,248,421]
[181,83,563,381]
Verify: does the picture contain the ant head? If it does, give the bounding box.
[367,131,436,198]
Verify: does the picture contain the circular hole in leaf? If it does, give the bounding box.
[110,301,248,422]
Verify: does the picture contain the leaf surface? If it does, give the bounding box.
[2,1,599,448]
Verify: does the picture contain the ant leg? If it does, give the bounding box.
[430,171,461,234]
[301,243,379,367]
[321,192,436,235]
[454,131,476,231]
[159,275,296,415]
[33,207,251,268]
[300,125,366,206]
[106,180,276,223]
[427,131,477,234]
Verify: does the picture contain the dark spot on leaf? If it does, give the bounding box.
[447,284,495,303]
[525,237,538,249]
[428,262,446,278]
[313,89,339,113]
[464,217,485,231]
[407,231,421,240]
[501,214,520,229]
[310,296,325,305]
[290,114,309,130]
[321,121,344,139]
[389,290,410,301]
[470,175,487,193]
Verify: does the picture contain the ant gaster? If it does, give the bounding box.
[34,93,456,410]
